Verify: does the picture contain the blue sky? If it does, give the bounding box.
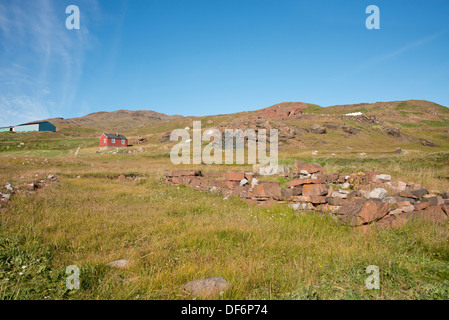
[1,0,449,126]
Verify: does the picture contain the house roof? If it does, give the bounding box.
[17,121,53,126]
[102,133,128,140]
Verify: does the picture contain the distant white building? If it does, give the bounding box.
[345,112,363,116]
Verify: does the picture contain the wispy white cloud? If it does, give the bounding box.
[0,95,50,125]
[0,0,95,126]
[338,30,449,79]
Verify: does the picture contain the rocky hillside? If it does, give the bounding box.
[47,109,184,132]
[34,99,449,154]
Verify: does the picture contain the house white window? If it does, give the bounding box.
[104,138,106,143]
[111,139,115,143]
[122,140,125,144]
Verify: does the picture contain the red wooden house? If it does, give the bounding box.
[99,133,128,149]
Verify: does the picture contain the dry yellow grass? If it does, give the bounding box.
[1,143,449,300]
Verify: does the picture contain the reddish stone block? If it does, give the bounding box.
[326,196,344,206]
[252,181,282,200]
[292,186,303,196]
[337,199,391,226]
[202,172,224,179]
[294,161,324,174]
[286,178,324,188]
[172,176,190,185]
[226,172,245,181]
[225,181,240,190]
[232,185,251,198]
[401,206,447,223]
[309,195,327,204]
[325,172,340,183]
[302,184,328,196]
[423,196,444,206]
[258,199,278,207]
[188,177,204,188]
[281,188,293,201]
[423,206,448,222]
[374,215,400,230]
[397,192,418,199]
[397,201,411,208]
[291,195,311,202]
[414,202,430,211]
[208,180,225,189]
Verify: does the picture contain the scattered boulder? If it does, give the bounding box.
[420,139,437,147]
[136,137,147,144]
[382,196,397,204]
[311,124,326,134]
[365,188,387,200]
[107,259,129,269]
[385,181,407,192]
[382,126,401,137]
[26,183,39,191]
[182,277,232,298]
[159,132,171,143]
[341,182,350,189]
[342,124,358,135]
[1,193,11,200]
[332,190,350,199]
[375,174,391,182]
[253,164,289,176]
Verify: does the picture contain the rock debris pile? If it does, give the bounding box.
[163,162,449,230]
